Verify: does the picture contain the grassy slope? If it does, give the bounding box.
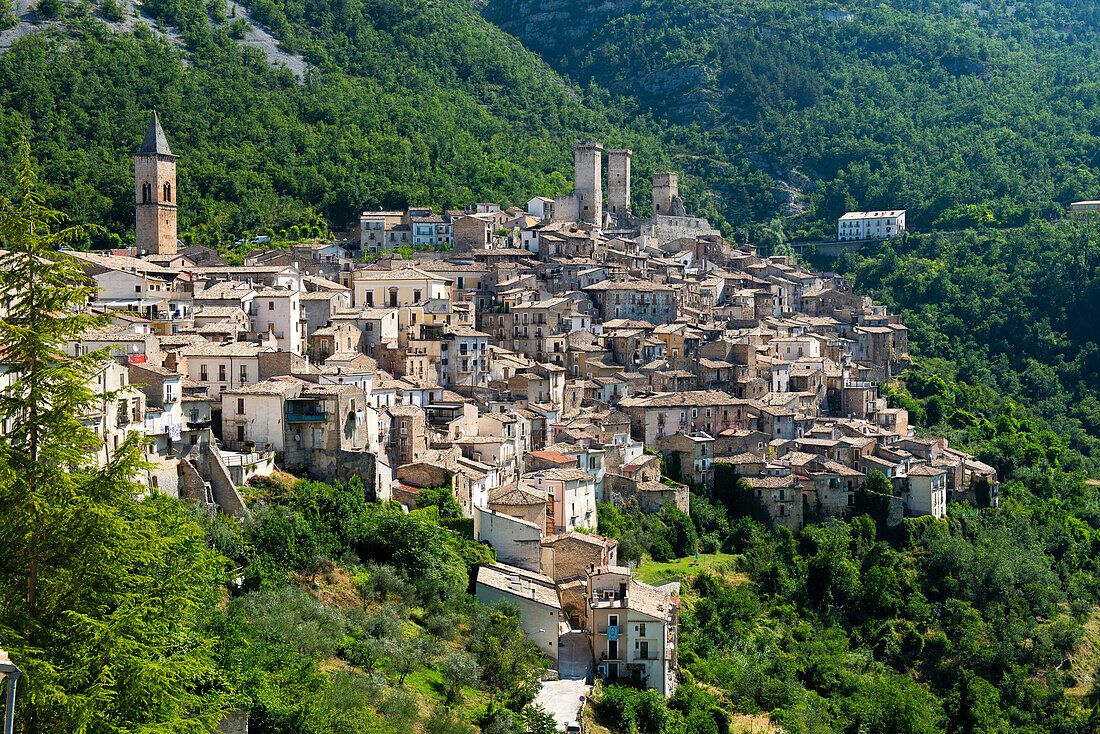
[633,552,744,586]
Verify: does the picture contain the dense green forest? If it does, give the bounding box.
[0,0,776,249]
[827,220,1100,462]
[10,0,1100,243]
[482,0,1100,236]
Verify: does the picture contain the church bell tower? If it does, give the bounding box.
[134,111,179,255]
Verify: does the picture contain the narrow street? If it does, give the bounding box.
[535,630,593,732]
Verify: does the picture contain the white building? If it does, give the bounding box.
[522,467,597,533]
[179,342,272,399]
[586,565,678,696]
[442,327,490,388]
[251,287,303,354]
[527,196,555,221]
[905,464,948,519]
[837,210,906,241]
[475,562,562,661]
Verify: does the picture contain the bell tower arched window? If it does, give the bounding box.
[141,182,152,203]
[163,182,171,202]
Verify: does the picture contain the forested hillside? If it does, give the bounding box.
[826,220,1100,464]
[0,0,777,249]
[481,0,1100,236]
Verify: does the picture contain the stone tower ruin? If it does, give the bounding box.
[607,148,632,222]
[574,141,603,225]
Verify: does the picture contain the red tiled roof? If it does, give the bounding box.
[527,450,577,465]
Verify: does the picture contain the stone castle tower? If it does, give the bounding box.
[574,141,603,225]
[652,171,685,217]
[134,111,178,255]
[607,148,632,221]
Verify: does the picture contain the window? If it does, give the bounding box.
[639,641,649,659]
[638,623,646,636]
[200,364,208,381]
[268,301,275,311]
[163,182,171,202]
[218,365,226,382]
[141,182,152,203]
[237,398,245,414]
[240,365,247,383]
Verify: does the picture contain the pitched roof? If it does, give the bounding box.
[180,341,271,357]
[908,463,947,477]
[488,483,546,506]
[526,450,579,466]
[137,111,176,157]
[476,563,560,609]
[524,468,594,482]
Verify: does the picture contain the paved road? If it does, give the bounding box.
[535,631,593,732]
[536,678,589,732]
[558,630,593,679]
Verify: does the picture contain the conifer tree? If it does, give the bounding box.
[0,139,227,734]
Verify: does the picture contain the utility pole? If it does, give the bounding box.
[0,648,20,734]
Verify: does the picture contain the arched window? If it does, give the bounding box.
[141,182,152,203]
[163,182,171,202]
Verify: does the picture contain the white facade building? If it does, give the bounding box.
[475,562,562,661]
[251,288,303,354]
[905,464,949,519]
[837,210,906,241]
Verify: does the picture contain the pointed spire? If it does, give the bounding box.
[137,110,176,157]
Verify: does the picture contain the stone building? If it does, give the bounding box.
[134,111,178,256]
[554,142,604,225]
[607,148,632,224]
[583,279,678,325]
[388,403,428,466]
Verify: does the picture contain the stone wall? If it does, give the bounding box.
[216,710,249,734]
[257,351,309,380]
[147,458,181,499]
[396,463,450,490]
[540,533,615,582]
[179,457,211,503]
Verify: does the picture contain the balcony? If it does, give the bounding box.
[287,411,327,422]
[286,398,327,422]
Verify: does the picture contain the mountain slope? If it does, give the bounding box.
[481,0,1100,235]
[0,0,776,248]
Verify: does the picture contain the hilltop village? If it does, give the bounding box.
[64,113,999,697]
